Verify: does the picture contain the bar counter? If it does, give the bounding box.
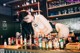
[0,45,80,53]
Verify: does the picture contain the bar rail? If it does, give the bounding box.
[0,49,80,53]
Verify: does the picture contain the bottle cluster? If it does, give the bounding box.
[48,0,80,8]
[49,6,80,16]
[34,33,65,50]
[2,32,66,50]
[15,0,38,8]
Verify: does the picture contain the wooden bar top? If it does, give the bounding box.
[0,45,80,53]
[0,45,22,49]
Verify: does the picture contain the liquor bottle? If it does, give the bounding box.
[68,8,73,14]
[8,38,11,45]
[26,1,30,5]
[31,0,34,4]
[48,2,51,8]
[42,37,46,50]
[74,7,78,12]
[46,41,48,50]
[24,35,27,45]
[22,3,26,7]
[64,9,67,14]
[53,38,60,49]
[24,35,27,49]
[34,36,39,49]
[59,38,64,49]
[59,0,63,6]
[56,1,60,6]
[68,8,71,14]
[48,33,52,40]
[0,35,3,45]
[11,37,15,45]
[43,35,49,50]
[17,5,20,7]
[50,1,54,7]
[16,32,20,45]
[20,35,23,45]
[30,8,34,12]
[78,7,80,11]
[16,38,18,45]
[58,11,62,15]
[29,34,32,49]
[34,0,36,3]
[29,34,32,45]
[62,0,66,5]
[48,39,52,50]
[38,35,42,49]
[77,7,80,12]
[70,8,74,13]
[28,8,31,12]
[4,40,7,47]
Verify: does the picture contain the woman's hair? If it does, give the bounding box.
[19,11,28,22]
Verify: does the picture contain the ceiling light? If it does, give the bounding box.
[3,3,6,6]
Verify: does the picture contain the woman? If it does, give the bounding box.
[23,12,69,40]
[23,12,53,37]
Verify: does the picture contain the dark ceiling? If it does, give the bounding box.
[0,0,13,5]
[0,0,22,6]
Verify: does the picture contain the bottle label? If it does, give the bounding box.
[29,35,32,45]
[8,38,11,45]
[39,43,42,48]
[42,41,45,48]
[57,43,59,48]
[20,38,23,45]
[46,43,48,49]
[24,38,27,45]
[29,39,32,45]
[50,44,52,48]
[39,38,42,43]
[54,42,59,49]
[60,42,64,48]
[48,41,52,48]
